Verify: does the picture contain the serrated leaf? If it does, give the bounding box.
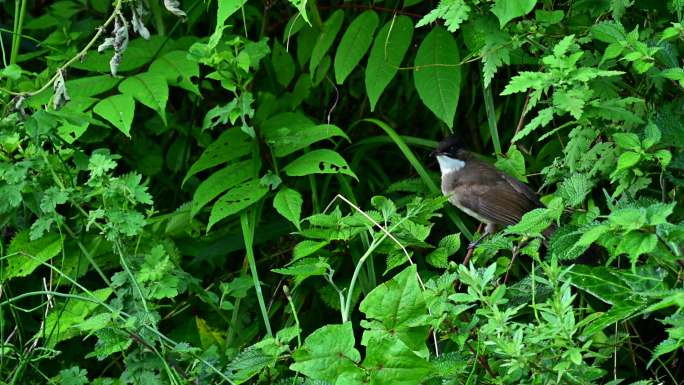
[208,179,268,230]
[272,257,330,287]
[558,173,593,206]
[273,187,303,230]
[283,149,357,179]
[568,265,644,307]
[365,16,414,110]
[416,0,471,32]
[310,10,344,75]
[501,71,551,95]
[118,72,169,125]
[648,338,682,368]
[426,233,460,268]
[642,122,661,149]
[617,231,658,269]
[491,0,536,27]
[93,94,135,137]
[290,323,362,382]
[4,231,63,280]
[495,146,527,182]
[512,106,554,142]
[335,10,379,84]
[292,240,329,261]
[362,335,433,385]
[191,160,255,216]
[413,26,461,128]
[183,128,253,186]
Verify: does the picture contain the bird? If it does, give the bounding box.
[432,135,549,248]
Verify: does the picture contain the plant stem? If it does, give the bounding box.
[343,233,386,322]
[482,68,502,155]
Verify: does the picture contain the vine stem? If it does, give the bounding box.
[1,0,123,97]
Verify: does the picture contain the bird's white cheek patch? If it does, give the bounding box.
[437,155,465,174]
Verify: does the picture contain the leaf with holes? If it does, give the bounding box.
[183,127,253,186]
[283,149,357,179]
[208,179,268,231]
[310,10,345,75]
[413,27,461,128]
[365,16,414,110]
[149,50,200,95]
[191,160,256,217]
[273,187,303,230]
[118,72,169,125]
[93,94,135,137]
[335,10,379,84]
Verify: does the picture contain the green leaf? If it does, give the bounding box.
[334,10,379,84]
[535,9,564,24]
[292,240,329,261]
[616,231,658,268]
[273,187,303,230]
[183,128,253,186]
[29,75,120,107]
[118,72,169,125]
[512,106,554,142]
[613,133,641,150]
[191,160,255,216]
[261,112,349,157]
[360,265,429,354]
[568,265,644,307]
[362,335,433,385]
[495,146,527,182]
[57,367,89,385]
[43,288,112,348]
[73,36,167,73]
[558,173,593,207]
[642,122,661,149]
[413,26,461,128]
[209,0,248,48]
[615,151,641,172]
[310,10,345,75]
[272,257,330,287]
[426,233,461,268]
[591,21,626,43]
[290,323,362,382]
[365,16,414,111]
[149,50,200,95]
[271,41,295,87]
[501,71,551,95]
[417,0,471,32]
[491,0,536,27]
[553,87,588,119]
[4,231,63,280]
[208,179,268,230]
[283,149,357,179]
[287,0,311,26]
[93,94,135,137]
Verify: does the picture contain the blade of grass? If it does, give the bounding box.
[240,211,273,337]
[357,118,473,240]
[482,66,502,155]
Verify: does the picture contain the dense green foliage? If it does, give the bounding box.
[2,0,684,383]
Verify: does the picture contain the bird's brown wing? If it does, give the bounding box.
[452,160,542,227]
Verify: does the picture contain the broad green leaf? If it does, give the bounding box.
[43,288,112,348]
[149,50,200,95]
[491,0,536,27]
[4,231,63,280]
[366,16,414,110]
[591,21,626,44]
[549,226,591,261]
[495,146,527,182]
[613,133,641,150]
[261,112,349,157]
[568,265,645,307]
[362,335,433,385]
[271,41,295,87]
[426,233,461,268]
[580,304,644,338]
[310,10,345,75]
[290,323,362,382]
[183,128,253,186]
[334,10,379,84]
[93,94,135,137]
[226,344,278,383]
[609,207,646,230]
[208,179,268,230]
[73,36,167,73]
[413,27,461,128]
[209,0,248,48]
[29,75,120,107]
[191,160,255,216]
[616,231,658,269]
[615,151,641,172]
[271,257,330,287]
[283,149,357,179]
[118,72,169,125]
[645,202,675,225]
[535,9,564,24]
[296,26,320,66]
[360,265,430,354]
[273,187,303,229]
[642,122,661,149]
[292,240,329,261]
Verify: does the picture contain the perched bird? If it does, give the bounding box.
[433,136,547,247]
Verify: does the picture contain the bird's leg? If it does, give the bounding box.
[467,223,497,250]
